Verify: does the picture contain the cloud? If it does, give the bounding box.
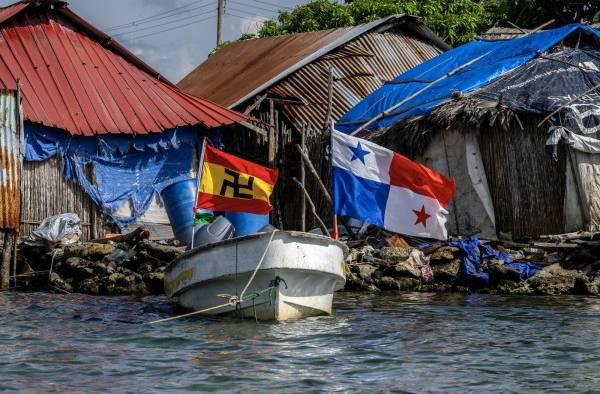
[0,0,308,84]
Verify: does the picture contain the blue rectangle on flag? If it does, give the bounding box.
[332,166,389,227]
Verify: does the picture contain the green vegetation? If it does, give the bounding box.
[244,0,600,47]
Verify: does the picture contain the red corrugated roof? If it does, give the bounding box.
[0,1,247,136]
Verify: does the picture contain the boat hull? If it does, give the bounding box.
[164,231,346,321]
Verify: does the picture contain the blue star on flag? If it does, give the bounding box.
[349,142,370,164]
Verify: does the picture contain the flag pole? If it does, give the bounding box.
[330,120,339,240]
[191,137,208,250]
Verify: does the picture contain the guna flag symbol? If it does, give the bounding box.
[332,129,456,240]
[196,144,279,214]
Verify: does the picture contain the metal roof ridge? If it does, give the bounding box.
[228,14,408,108]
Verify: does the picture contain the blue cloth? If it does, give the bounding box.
[337,24,600,133]
[449,237,541,285]
[25,122,219,228]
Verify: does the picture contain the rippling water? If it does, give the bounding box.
[0,292,599,393]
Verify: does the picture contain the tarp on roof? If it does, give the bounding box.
[337,24,600,134]
[0,0,247,136]
[474,48,600,134]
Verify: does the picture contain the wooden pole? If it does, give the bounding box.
[295,144,332,204]
[292,178,330,237]
[537,81,600,127]
[300,124,307,232]
[350,52,490,135]
[191,138,208,250]
[1,231,14,290]
[268,99,276,167]
[324,67,334,128]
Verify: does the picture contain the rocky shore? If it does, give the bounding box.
[15,234,184,296]
[344,238,600,296]
[8,226,600,297]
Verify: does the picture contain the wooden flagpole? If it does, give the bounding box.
[191,137,208,249]
[331,120,339,240]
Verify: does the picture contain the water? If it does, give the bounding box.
[0,292,599,393]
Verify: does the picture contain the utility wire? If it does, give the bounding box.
[252,0,293,11]
[228,0,281,14]
[226,6,274,19]
[105,0,212,31]
[114,9,216,38]
[120,13,216,43]
[226,11,270,22]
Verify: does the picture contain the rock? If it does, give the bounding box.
[64,243,115,261]
[350,264,377,282]
[429,246,459,262]
[143,272,164,295]
[527,263,585,295]
[78,277,100,295]
[60,257,95,279]
[383,256,421,279]
[89,261,108,276]
[344,271,379,292]
[378,276,420,291]
[139,240,184,263]
[345,245,375,264]
[496,281,533,295]
[379,247,411,263]
[485,259,522,288]
[431,259,461,283]
[49,272,73,293]
[574,275,600,296]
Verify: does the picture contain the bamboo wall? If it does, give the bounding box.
[479,117,567,239]
[21,157,112,240]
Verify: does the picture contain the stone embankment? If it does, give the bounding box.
[16,236,184,296]
[344,240,600,296]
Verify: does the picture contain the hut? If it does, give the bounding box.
[338,24,600,240]
[178,15,449,230]
[0,0,251,241]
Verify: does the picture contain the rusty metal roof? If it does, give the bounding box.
[0,0,248,136]
[178,15,449,109]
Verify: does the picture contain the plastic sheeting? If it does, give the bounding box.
[337,24,600,133]
[27,213,82,245]
[25,123,218,228]
[448,237,541,285]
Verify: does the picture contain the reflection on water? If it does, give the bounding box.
[0,291,599,392]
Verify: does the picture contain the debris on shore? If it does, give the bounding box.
[343,230,600,296]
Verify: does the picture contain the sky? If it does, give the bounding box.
[0,0,312,83]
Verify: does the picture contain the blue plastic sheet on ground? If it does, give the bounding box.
[448,237,541,285]
[25,122,219,228]
[337,24,600,133]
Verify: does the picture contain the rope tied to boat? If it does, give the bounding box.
[146,230,280,325]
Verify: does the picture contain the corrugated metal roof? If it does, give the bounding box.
[268,30,441,132]
[178,15,449,108]
[0,89,20,229]
[0,0,247,136]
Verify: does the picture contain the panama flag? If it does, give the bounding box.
[332,129,455,240]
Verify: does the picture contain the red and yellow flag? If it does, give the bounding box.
[195,145,279,214]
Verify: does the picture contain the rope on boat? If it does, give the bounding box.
[146,230,279,325]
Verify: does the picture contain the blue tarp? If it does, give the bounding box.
[25,123,219,228]
[337,24,600,133]
[449,237,541,286]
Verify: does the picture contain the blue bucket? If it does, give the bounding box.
[225,212,269,237]
[160,179,203,246]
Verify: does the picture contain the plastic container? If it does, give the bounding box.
[224,212,269,237]
[192,216,235,249]
[160,179,205,247]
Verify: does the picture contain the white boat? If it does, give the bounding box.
[163,231,347,321]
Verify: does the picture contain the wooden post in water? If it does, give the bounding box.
[1,231,15,290]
